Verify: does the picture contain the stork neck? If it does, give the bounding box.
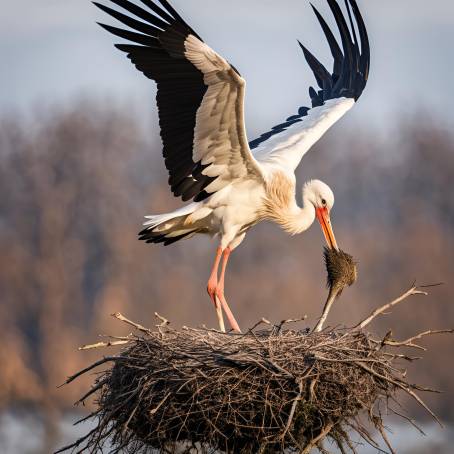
[287,197,316,235]
[264,196,315,235]
[261,171,316,235]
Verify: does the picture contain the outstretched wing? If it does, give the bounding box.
[251,0,370,172]
[95,0,263,202]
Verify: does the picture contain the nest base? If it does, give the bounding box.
[58,287,452,454]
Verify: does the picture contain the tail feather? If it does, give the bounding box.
[140,230,196,246]
[143,203,198,228]
[139,203,211,246]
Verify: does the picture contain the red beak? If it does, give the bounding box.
[315,207,339,250]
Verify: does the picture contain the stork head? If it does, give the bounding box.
[303,180,338,250]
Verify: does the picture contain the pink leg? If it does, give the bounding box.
[216,248,241,333]
[207,246,225,332]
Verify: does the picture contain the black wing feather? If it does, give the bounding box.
[326,0,357,95]
[297,41,332,95]
[348,0,370,82]
[108,0,169,29]
[139,0,174,24]
[310,4,343,76]
[98,23,157,46]
[93,2,160,36]
[155,0,199,37]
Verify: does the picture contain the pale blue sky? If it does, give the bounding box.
[2,0,454,134]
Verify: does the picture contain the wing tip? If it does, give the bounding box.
[302,0,370,104]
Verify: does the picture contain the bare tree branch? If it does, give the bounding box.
[354,286,428,330]
[111,312,152,335]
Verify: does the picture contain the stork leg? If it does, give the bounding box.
[207,246,225,332]
[216,247,241,333]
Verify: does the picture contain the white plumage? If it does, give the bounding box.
[253,98,355,171]
[95,0,370,332]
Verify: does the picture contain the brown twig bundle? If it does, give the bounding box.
[57,286,452,454]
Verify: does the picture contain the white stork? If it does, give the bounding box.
[95,0,370,332]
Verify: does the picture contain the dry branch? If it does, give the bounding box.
[79,340,131,351]
[354,286,428,330]
[382,329,454,351]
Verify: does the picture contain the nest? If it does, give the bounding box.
[58,286,452,454]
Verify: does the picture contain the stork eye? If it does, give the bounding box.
[321,198,327,206]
